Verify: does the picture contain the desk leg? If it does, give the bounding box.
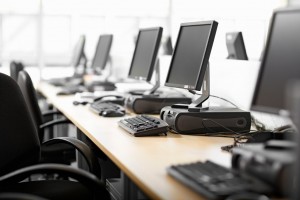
[76,128,120,181]
[123,172,138,200]
[76,128,90,172]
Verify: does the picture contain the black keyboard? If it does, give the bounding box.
[90,101,125,117]
[118,115,169,137]
[167,161,272,200]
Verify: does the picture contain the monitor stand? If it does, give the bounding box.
[160,64,251,134]
[125,59,192,114]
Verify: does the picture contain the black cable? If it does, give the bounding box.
[209,95,239,108]
[200,118,260,152]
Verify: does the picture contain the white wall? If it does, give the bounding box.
[0,0,287,68]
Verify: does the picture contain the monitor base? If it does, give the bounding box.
[125,94,192,114]
[160,106,251,135]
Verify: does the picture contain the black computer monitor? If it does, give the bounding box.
[163,36,173,55]
[226,32,248,60]
[91,34,113,74]
[128,27,163,82]
[71,35,86,68]
[251,8,300,115]
[165,21,218,91]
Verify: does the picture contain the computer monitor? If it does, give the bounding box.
[91,34,113,74]
[165,21,218,91]
[71,35,86,68]
[128,27,163,82]
[251,8,300,115]
[226,32,248,60]
[163,36,173,55]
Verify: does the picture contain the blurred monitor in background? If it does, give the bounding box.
[226,32,248,60]
[162,36,173,55]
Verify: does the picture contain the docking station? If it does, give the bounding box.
[160,105,251,134]
[125,94,191,114]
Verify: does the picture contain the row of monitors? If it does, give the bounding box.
[74,7,300,118]
[72,31,247,72]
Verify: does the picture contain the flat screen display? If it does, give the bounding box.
[165,21,218,90]
[251,9,300,114]
[226,32,248,60]
[128,27,162,81]
[72,35,85,67]
[91,35,113,72]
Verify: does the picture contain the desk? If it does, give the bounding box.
[37,82,233,200]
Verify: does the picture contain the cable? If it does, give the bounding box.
[200,118,260,152]
[209,95,239,108]
[188,91,239,108]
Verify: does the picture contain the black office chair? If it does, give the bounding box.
[10,61,24,82]
[10,61,57,138]
[0,72,109,200]
[17,70,76,164]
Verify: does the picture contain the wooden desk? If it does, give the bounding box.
[38,82,233,200]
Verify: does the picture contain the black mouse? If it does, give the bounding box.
[101,109,125,117]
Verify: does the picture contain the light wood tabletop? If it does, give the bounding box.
[38,82,234,200]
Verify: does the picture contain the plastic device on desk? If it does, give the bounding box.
[57,85,86,95]
[90,101,125,117]
[118,115,168,136]
[167,160,272,200]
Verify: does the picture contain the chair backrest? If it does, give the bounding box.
[0,73,40,176]
[10,61,24,82]
[17,70,44,141]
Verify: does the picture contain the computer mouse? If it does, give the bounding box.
[101,109,125,117]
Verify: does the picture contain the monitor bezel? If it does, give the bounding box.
[73,35,86,67]
[128,27,163,82]
[164,21,218,91]
[251,7,300,115]
[91,34,113,71]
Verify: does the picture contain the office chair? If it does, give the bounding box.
[0,72,109,200]
[10,61,24,82]
[10,61,57,138]
[17,70,76,164]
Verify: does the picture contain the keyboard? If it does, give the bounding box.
[118,115,169,136]
[167,161,272,200]
[90,101,125,117]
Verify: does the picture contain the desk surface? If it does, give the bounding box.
[38,82,233,200]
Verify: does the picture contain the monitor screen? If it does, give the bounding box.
[165,21,218,90]
[251,8,300,114]
[226,32,248,60]
[128,27,163,81]
[71,35,86,67]
[91,34,113,73]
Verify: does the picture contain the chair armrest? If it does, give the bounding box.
[0,192,49,200]
[42,137,101,178]
[0,164,109,200]
[39,119,71,130]
[42,110,63,117]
